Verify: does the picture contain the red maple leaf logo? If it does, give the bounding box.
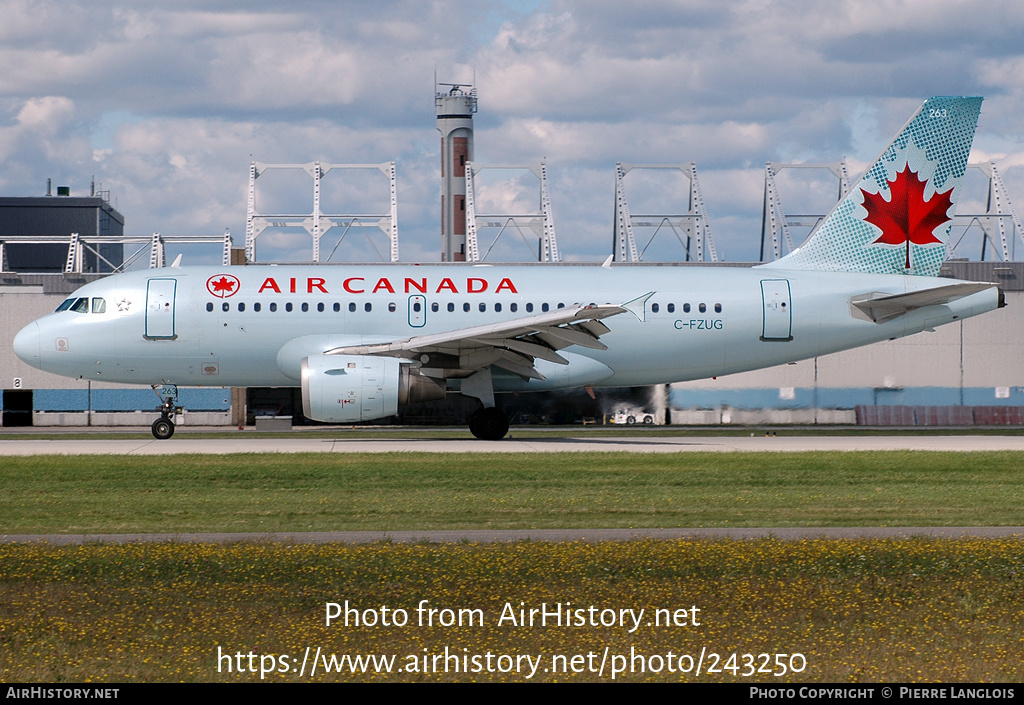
[861,164,953,269]
[206,274,240,298]
[211,277,235,293]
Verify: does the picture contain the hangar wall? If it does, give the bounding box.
[670,262,1024,425]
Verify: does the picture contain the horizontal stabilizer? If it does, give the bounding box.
[850,282,995,323]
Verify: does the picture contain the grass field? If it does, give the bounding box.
[2,538,1023,682]
[1,451,1023,533]
[3,450,1023,683]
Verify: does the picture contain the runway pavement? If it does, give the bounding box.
[1,432,1024,455]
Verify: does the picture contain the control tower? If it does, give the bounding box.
[436,82,477,261]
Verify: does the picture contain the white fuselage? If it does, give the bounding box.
[13,263,1000,392]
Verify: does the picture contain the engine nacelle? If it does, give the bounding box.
[301,354,445,423]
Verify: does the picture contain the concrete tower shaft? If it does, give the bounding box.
[436,83,477,262]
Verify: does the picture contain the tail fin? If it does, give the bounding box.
[762,96,982,277]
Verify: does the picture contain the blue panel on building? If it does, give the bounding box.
[31,387,231,412]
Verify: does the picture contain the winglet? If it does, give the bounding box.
[601,254,613,269]
[620,291,654,322]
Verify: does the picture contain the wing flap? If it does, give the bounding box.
[324,301,635,381]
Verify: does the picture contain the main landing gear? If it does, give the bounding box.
[468,407,509,441]
[151,389,177,440]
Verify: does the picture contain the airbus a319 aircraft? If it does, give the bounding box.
[14,96,1003,440]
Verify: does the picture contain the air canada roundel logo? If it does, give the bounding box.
[207,274,240,298]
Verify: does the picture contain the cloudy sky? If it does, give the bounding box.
[3,0,1024,264]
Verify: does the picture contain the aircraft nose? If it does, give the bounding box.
[13,321,41,365]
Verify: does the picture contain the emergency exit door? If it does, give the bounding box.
[760,279,792,341]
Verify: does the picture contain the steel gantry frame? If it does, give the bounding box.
[0,231,233,274]
[760,160,852,262]
[947,162,1024,262]
[244,161,399,263]
[463,161,559,262]
[760,160,1024,263]
[612,162,717,262]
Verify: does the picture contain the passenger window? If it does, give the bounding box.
[413,302,422,312]
[317,303,324,312]
[494,303,502,312]
[301,303,309,312]
[91,298,106,314]
[238,303,245,312]
[286,303,293,312]
[715,303,722,313]
[651,303,659,313]
[206,302,214,312]
[70,297,89,313]
[510,303,518,313]
[683,303,691,313]
[222,302,230,312]
[55,299,75,312]
[699,303,706,313]
[388,303,397,313]
[526,303,534,313]
[365,303,372,312]
[668,303,675,313]
[463,303,470,312]
[557,303,564,309]
[333,303,340,312]
[479,303,486,312]
[431,302,439,313]
[254,303,261,312]
[349,303,356,312]
[270,303,278,312]
[447,302,455,312]
[542,303,549,312]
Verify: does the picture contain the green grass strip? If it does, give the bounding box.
[2,451,1023,533]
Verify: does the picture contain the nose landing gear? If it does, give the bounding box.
[151,386,178,440]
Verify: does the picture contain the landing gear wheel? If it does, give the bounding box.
[468,407,509,440]
[152,417,175,440]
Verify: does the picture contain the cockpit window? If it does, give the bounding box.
[55,298,75,312]
[70,297,89,313]
[91,298,106,314]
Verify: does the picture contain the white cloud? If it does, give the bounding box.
[0,0,1022,263]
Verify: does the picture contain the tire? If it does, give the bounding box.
[643,415,654,424]
[469,407,508,440]
[626,415,636,424]
[152,417,175,440]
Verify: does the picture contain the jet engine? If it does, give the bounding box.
[300,354,445,423]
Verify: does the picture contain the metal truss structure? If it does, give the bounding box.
[947,162,1024,262]
[760,160,1024,263]
[0,231,233,274]
[760,160,852,262]
[612,162,717,262]
[464,162,559,262]
[245,161,399,263]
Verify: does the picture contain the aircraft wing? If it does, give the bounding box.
[850,282,996,323]
[325,301,637,381]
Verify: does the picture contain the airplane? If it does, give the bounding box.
[13,96,1003,440]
